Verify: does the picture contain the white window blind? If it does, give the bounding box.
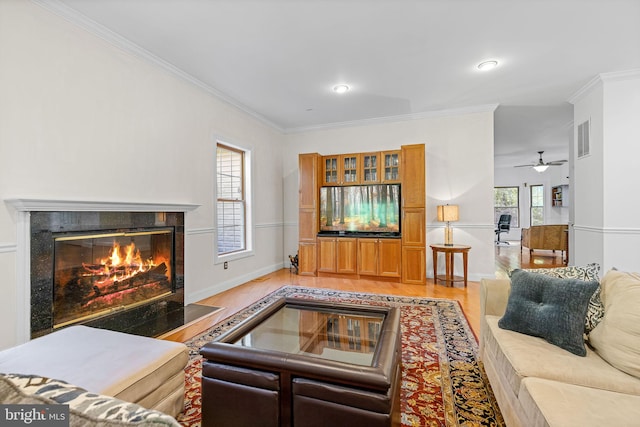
[217,145,245,255]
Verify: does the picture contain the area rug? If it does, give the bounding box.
[175,286,504,427]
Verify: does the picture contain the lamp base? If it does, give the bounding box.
[444,224,454,246]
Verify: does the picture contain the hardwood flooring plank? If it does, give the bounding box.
[162,242,565,344]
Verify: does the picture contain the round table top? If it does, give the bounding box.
[430,243,471,250]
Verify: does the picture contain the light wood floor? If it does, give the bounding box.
[162,242,565,344]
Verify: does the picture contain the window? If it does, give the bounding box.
[216,143,252,257]
[494,187,519,228]
[530,185,544,226]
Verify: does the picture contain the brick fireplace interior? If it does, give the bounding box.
[30,210,188,338]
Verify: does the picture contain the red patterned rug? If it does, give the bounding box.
[176,286,504,426]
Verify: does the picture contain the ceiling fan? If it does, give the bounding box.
[514,151,567,172]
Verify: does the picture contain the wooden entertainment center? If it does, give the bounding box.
[298,144,425,285]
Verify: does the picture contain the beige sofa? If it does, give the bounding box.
[521,224,568,258]
[480,270,640,427]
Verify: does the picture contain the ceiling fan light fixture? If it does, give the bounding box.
[333,84,350,94]
[477,60,498,71]
[533,164,550,173]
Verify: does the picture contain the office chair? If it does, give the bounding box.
[495,214,512,245]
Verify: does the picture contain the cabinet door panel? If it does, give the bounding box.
[402,208,425,246]
[360,152,380,183]
[358,239,378,275]
[298,243,317,276]
[299,209,317,242]
[402,246,426,284]
[299,154,319,209]
[322,155,340,186]
[341,154,360,184]
[378,239,401,277]
[317,238,337,273]
[336,238,358,274]
[381,150,401,183]
[401,144,425,207]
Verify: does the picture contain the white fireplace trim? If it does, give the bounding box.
[5,199,199,344]
[5,199,200,212]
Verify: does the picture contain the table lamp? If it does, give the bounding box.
[437,204,459,246]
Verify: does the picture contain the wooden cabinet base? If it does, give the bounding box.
[317,271,401,282]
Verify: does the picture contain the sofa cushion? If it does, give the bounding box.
[514,263,603,333]
[485,316,640,399]
[519,377,640,427]
[0,373,180,426]
[589,270,640,379]
[499,269,598,356]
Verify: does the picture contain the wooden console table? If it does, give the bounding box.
[430,244,471,287]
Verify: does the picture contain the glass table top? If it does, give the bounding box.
[232,304,386,366]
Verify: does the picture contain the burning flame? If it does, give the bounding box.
[83,241,158,284]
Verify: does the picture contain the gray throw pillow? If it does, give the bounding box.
[499,269,599,356]
[510,263,603,333]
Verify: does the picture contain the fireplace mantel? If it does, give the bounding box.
[5,198,200,212]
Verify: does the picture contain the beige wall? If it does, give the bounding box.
[571,72,640,272]
[0,1,284,349]
[0,0,498,350]
[282,110,497,282]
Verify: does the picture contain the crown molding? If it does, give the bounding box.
[32,0,284,133]
[284,104,499,134]
[31,0,502,136]
[568,69,640,105]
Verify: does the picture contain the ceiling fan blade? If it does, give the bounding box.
[513,152,568,169]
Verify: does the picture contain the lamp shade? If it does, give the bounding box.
[437,205,459,222]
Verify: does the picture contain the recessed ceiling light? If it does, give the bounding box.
[333,84,350,94]
[477,60,498,71]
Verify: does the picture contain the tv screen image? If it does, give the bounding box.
[319,184,401,235]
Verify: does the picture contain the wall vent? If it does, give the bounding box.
[577,120,590,158]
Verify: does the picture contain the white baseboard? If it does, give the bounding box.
[184,262,285,304]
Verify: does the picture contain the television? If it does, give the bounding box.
[319,184,401,236]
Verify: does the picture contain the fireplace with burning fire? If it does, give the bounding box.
[30,211,185,338]
[53,229,174,328]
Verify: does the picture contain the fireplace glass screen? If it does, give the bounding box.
[53,228,174,328]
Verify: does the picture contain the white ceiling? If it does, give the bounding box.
[52,0,640,165]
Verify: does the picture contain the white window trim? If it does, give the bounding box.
[213,136,254,264]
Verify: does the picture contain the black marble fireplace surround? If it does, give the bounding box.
[30,211,185,338]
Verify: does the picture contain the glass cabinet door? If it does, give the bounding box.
[361,152,379,183]
[342,154,359,183]
[382,150,400,182]
[323,156,339,185]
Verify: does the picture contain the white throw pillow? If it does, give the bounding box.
[588,270,640,379]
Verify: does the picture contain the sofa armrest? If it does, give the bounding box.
[480,278,511,318]
[479,278,511,359]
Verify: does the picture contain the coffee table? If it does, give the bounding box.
[200,297,401,427]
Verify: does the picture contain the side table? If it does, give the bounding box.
[430,244,471,287]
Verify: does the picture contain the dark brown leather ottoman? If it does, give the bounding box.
[200,298,401,427]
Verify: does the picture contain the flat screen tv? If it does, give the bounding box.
[319,184,401,235]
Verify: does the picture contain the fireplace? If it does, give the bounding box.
[30,210,186,338]
[53,228,174,329]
